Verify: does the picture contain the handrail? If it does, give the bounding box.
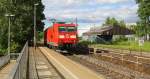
[0,55,10,69]
[7,41,29,79]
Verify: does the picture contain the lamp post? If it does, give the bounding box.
[148,16,150,21]
[148,16,150,40]
[145,16,150,41]
[5,14,15,59]
[90,16,96,32]
[34,3,39,49]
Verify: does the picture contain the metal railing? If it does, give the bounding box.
[10,53,20,60]
[76,55,150,79]
[7,41,29,79]
[0,55,10,69]
[96,47,150,57]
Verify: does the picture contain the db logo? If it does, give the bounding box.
[66,34,69,38]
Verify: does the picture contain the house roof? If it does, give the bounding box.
[83,26,135,36]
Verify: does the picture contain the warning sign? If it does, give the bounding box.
[139,39,144,46]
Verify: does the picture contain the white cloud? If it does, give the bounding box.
[43,0,130,5]
[42,0,139,26]
[96,0,128,4]
[42,0,139,35]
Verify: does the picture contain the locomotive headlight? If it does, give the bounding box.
[59,35,65,38]
[70,35,76,38]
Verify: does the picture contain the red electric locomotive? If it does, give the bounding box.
[44,21,78,50]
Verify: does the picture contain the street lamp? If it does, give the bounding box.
[90,16,97,32]
[5,14,15,59]
[148,16,150,40]
[148,16,150,24]
[34,3,39,49]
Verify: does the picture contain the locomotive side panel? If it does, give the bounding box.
[52,24,59,46]
[46,24,59,47]
[47,27,54,46]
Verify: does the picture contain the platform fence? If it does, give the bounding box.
[76,55,150,79]
[7,41,29,79]
[0,55,10,69]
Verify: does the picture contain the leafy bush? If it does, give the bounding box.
[0,49,7,55]
[112,36,128,44]
[10,42,21,53]
[38,32,44,41]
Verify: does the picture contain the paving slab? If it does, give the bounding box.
[37,61,46,65]
[0,60,16,79]
[37,65,48,70]
[38,71,52,76]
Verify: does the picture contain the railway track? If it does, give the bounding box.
[93,50,150,75]
[65,46,150,79]
[28,47,64,79]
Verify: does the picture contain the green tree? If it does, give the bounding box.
[0,0,45,54]
[111,17,119,26]
[103,17,126,27]
[119,20,126,27]
[104,17,111,26]
[136,21,147,36]
[136,0,150,38]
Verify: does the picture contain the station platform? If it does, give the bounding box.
[40,47,105,79]
[0,60,16,79]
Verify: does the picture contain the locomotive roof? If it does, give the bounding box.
[56,23,76,26]
[44,23,77,31]
[53,21,66,24]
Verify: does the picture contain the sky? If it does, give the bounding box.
[42,0,139,36]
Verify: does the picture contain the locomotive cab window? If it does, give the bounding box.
[67,27,76,32]
[59,26,66,32]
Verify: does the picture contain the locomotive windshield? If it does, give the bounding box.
[67,27,76,32]
[59,26,76,32]
[59,27,66,32]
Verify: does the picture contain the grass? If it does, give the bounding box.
[89,41,150,52]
